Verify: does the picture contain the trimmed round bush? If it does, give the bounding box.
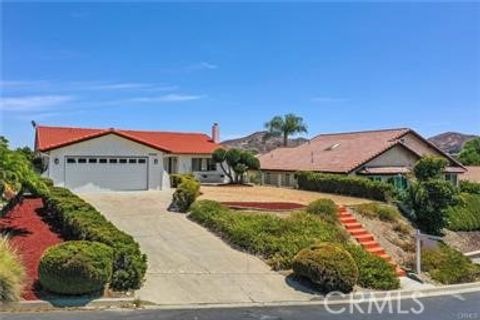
[292,243,358,293]
[306,199,338,223]
[39,241,113,295]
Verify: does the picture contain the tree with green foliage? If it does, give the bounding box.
[0,136,47,200]
[404,156,458,235]
[264,113,308,147]
[458,137,480,165]
[212,148,260,184]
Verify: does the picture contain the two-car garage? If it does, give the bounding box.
[64,156,149,191]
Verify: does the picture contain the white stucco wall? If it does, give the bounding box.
[44,134,165,191]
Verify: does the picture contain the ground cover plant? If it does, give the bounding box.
[459,180,480,195]
[422,244,480,284]
[0,236,26,302]
[189,200,347,270]
[345,244,400,290]
[447,193,480,231]
[189,199,400,290]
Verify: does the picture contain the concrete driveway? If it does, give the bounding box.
[80,191,314,305]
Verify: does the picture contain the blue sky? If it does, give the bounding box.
[1,2,479,148]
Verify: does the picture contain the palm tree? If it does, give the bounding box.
[264,113,308,147]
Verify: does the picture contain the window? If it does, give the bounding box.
[78,158,87,164]
[192,158,202,171]
[192,158,216,172]
[129,159,137,164]
[445,173,458,186]
[109,158,118,164]
[66,158,76,164]
[88,158,97,164]
[206,158,216,171]
[138,158,146,164]
[119,159,127,164]
[99,158,107,164]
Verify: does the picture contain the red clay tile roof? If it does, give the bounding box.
[258,128,465,174]
[35,126,220,154]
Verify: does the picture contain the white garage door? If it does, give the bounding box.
[65,156,148,191]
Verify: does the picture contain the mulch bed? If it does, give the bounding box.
[221,201,306,211]
[0,197,63,300]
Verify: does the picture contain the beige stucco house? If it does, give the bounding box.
[257,128,466,189]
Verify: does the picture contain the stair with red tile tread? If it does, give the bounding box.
[337,205,406,277]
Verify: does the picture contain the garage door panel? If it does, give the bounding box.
[65,157,148,191]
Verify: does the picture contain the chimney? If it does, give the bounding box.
[212,123,220,143]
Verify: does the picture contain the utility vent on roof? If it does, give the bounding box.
[325,143,341,151]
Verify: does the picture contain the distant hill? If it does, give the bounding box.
[428,132,478,154]
[222,131,308,154]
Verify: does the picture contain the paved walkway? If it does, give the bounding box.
[80,191,315,305]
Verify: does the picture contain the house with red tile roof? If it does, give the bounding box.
[257,128,466,189]
[34,124,224,192]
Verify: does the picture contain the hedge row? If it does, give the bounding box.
[295,172,395,202]
[32,182,147,290]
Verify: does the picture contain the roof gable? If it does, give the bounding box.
[35,126,220,154]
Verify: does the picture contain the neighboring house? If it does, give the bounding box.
[461,166,480,183]
[35,124,224,192]
[257,128,466,189]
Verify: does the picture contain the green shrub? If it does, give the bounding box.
[40,186,147,290]
[345,245,400,290]
[189,200,347,269]
[293,243,358,293]
[306,199,338,223]
[170,173,195,188]
[353,203,401,223]
[422,244,480,284]
[296,172,395,202]
[447,193,480,231]
[459,180,480,195]
[171,177,200,212]
[0,237,25,302]
[39,241,113,295]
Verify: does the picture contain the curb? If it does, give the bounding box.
[141,281,480,310]
[2,282,479,313]
[0,297,137,313]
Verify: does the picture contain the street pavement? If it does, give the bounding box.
[2,291,479,320]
